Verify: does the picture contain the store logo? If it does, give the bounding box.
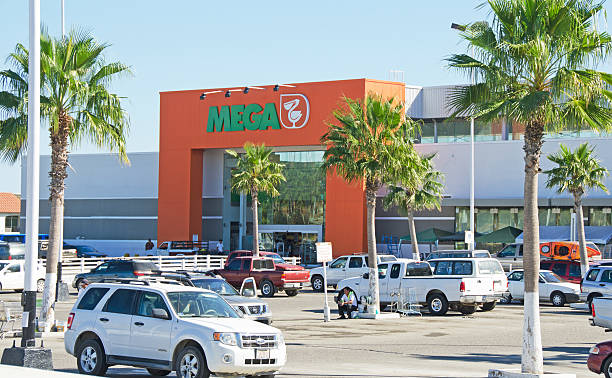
[280,94,310,129]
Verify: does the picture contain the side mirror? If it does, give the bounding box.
[240,277,257,297]
[362,273,369,279]
[152,308,170,320]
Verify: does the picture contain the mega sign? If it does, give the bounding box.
[206,94,310,132]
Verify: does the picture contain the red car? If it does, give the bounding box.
[225,250,305,271]
[540,259,599,284]
[588,340,612,377]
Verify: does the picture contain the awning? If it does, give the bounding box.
[475,226,523,244]
[514,226,612,245]
[439,231,484,242]
[400,228,453,243]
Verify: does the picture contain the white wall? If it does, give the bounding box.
[415,138,612,202]
[21,152,159,199]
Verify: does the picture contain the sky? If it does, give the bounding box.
[1,0,612,194]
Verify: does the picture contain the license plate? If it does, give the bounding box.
[255,349,270,359]
[284,283,299,288]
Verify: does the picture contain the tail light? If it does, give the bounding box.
[507,281,509,288]
[460,281,465,292]
[133,271,145,276]
[67,312,75,330]
[281,273,286,281]
[580,278,583,293]
[7,255,11,260]
[592,303,596,318]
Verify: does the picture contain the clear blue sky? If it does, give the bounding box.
[2,0,612,194]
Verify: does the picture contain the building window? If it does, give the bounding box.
[590,207,612,226]
[456,207,524,233]
[5,216,19,232]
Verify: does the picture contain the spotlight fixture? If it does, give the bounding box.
[225,90,231,98]
[199,93,206,100]
[273,84,279,91]
[243,87,249,94]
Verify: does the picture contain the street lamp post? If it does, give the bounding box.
[451,23,475,250]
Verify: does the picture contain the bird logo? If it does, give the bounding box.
[280,94,309,129]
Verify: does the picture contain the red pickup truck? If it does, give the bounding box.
[225,250,305,271]
[216,256,309,297]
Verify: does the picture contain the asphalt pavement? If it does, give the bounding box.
[0,288,604,378]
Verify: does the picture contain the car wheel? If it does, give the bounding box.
[75,278,84,290]
[286,289,299,297]
[311,275,324,292]
[147,368,171,376]
[481,302,496,311]
[76,338,108,376]
[427,293,448,316]
[602,355,612,378]
[260,280,275,298]
[176,345,210,378]
[37,279,45,293]
[460,305,477,315]
[550,291,566,307]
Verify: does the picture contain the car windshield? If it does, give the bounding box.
[192,279,239,296]
[270,254,285,264]
[540,271,563,283]
[167,291,239,318]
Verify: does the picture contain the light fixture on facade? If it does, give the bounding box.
[225,90,231,98]
[243,87,249,94]
[200,93,206,100]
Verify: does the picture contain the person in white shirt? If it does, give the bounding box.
[217,241,224,254]
[77,279,89,299]
[337,287,358,319]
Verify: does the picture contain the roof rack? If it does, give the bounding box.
[96,276,194,287]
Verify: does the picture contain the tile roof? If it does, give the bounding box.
[0,193,20,214]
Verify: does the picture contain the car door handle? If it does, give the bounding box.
[99,318,109,322]
[134,322,144,326]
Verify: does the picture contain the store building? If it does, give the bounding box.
[19,79,612,258]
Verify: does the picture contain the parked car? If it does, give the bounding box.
[225,250,304,271]
[581,263,612,310]
[64,244,108,258]
[426,250,491,260]
[156,240,212,256]
[188,274,272,324]
[590,297,612,330]
[64,281,286,377]
[539,259,598,284]
[588,340,612,378]
[502,269,580,306]
[309,254,398,292]
[0,242,25,260]
[215,256,310,297]
[0,260,45,293]
[337,258,505,315]
[72,260,160,288]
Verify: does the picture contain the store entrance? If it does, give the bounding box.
[259,225,322,265]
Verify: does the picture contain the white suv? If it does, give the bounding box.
[309,254,397,291]
[64,281,286,377]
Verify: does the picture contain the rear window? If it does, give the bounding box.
[405,262,433,277]
[434,261,473,275]
[77,288,110,310]
[133,261,159,272]
[478,260,504,275]
[379,255,397,262]
[252,259,274,270]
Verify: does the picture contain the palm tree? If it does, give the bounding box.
[545,143,608,276]
[383,154,444,260]
[321,94,420,313]
[447,0,612,373]
[227,143,285,257]
[0,30,130,328]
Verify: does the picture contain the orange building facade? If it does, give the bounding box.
[158,79,405,259]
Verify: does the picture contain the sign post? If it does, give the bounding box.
[464,231,474,249]
[316,242,333,322]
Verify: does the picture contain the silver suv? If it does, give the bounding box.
[580,263,612,309]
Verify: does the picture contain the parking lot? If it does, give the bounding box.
[0,288,605,377]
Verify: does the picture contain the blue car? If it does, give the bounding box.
[64,244,107,258]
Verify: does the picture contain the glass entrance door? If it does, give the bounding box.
[258,225,322,264]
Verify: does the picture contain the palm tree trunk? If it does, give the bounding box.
[252,189,259,257]
[521,122,544,374]
[407,209,420,261]
[41,117,69,330]
[365,185,380,314]
[574,193,589,277]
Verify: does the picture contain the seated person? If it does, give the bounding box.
[337,287,358,319]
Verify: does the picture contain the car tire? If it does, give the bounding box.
[76,338,108,376]
[311,275,324,292]
[550,291,566,307]
[37,279,45,293]
[286,289,299,297]
[260,280,275,298]
[147,368,171,376]
[427,293,448,316]
[481,302,496,311]
[460,305,477,315]
[602,355,612,378]
[75,278,84,290]
[175,345,210,378]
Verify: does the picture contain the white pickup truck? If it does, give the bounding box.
[590,297,612,330]
[336,258,506,315]
[0,260,46,293]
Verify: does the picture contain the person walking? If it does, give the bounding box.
[337,287,358,319]
[145,239,154,251]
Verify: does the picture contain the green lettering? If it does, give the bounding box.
[243,103,263,130]
[259,103,281,130]
[206,106,230,132]
[230,105,245,131]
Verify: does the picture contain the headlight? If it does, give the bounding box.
[590,346,600,355]
[277,333,285,345]
[213,332,238,346]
